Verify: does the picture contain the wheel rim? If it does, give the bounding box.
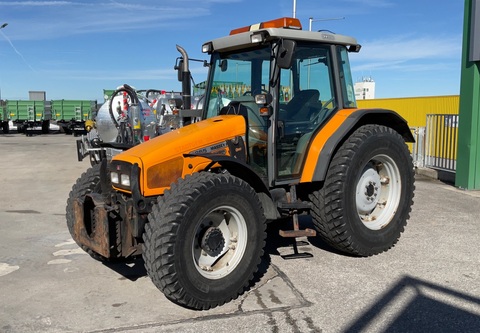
[355,154,402,230]
[192,205,248,279]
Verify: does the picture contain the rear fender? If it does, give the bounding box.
[302,108,414,183]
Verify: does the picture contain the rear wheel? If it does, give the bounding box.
[41,120,50,134]
[310,125,414,256]
[143,172,266,310]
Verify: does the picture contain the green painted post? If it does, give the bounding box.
[456,0,480,189]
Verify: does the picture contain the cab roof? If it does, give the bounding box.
[202,17,361,54]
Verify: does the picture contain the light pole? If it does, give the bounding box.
[0,23,7,101]
[308,17,345,31]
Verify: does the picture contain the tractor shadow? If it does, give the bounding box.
[101,216,348,284]
[103,256,147,282]
[250,215,350,287]
[263,214,349,258]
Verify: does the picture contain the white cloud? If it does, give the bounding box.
[351,34,462,72]
[0,0,230,40]
[0,1,71,5]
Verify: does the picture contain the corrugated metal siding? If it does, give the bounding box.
[357,95,459,127]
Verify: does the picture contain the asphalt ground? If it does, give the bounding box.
[0,131,479,333]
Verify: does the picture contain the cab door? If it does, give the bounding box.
[274,43,337,182]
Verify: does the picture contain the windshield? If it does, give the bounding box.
[203,46,272,178]
[204,46,271,119]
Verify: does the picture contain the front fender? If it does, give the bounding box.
[189,153,269,194]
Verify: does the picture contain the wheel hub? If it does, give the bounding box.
[366,183,375,197]
[201,227,225,256]
[356,166,381,215]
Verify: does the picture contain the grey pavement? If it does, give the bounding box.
[0,132,479,333]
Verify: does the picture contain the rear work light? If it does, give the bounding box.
[230,17,302,35]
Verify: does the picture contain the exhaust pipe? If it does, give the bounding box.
[176,45,192,109]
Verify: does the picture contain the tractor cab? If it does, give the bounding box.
[200,17,360,186]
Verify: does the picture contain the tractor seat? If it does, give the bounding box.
[285,89,320,122]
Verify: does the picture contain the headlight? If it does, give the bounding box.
[120,174,130,187]
[109,161,134,191]
[110,171,119,184]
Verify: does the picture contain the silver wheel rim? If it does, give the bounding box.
[192,205,248,279]
[355,154,402,230]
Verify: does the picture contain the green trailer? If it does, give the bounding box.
[51,100,97,135]
[0,100,10,134]
[103,89,115,102]
[1,101,9,134]
[7,100,51,135]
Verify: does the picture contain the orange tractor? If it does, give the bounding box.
[67,17,415,310]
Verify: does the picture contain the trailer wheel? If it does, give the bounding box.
[66,164,113,261]
[41,120,50,134]
[1,122,9,134]
[143,172,266,310]
[309,125,414,256]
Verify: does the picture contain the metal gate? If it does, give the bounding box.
[424,114,458,172]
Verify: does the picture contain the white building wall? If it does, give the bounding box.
[354,80,375,100]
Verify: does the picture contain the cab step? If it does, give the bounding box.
[278,185,316,259]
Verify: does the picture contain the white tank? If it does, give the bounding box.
[95,95,155,143]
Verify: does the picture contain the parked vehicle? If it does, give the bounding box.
[1,101,8,134]
[67,17,415,310]
[75,84,196,165]
[7,100,51,135]
[51,99,97,135]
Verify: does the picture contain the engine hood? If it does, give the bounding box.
[112,115,247,168]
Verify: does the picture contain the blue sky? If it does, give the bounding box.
[0,0,464,101]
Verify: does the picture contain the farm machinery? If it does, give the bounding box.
[75,76,197,165]
[67,17,415,310]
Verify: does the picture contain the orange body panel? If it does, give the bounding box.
[112,115,246,197]
[300,108,358,183]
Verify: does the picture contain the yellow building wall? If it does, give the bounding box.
[357,95,460,128]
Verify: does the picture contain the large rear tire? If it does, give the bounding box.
[142,172,266,310]
[310,125,414,256]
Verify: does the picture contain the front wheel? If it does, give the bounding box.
[142,172,266,310]
[310,125,415,256]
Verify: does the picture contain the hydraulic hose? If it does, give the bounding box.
[108,84,139,128]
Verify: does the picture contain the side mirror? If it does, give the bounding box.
[219,59,228,72]
[277,40,296,69]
